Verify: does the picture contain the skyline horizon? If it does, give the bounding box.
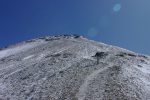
[0,33,149,56]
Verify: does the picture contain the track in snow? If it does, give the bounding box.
[76,63,113,100]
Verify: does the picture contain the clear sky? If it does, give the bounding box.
[0,0,150,55]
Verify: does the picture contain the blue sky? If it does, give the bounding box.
[0,0,150,55]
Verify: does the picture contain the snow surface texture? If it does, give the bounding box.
[0,35,150,100]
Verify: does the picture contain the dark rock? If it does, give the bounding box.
[137,65,143,67]
[94,52,108,57]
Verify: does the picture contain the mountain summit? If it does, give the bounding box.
[0,35,150,100]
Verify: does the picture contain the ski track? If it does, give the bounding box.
[76,64,113,100]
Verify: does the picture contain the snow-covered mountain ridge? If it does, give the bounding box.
[0,35,150,100]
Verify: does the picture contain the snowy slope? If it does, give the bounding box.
[0,35,150,100]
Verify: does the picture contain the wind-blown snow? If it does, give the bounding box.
[0,42,44,59]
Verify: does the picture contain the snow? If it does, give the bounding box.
[136,64,150,74]
[23,55,34,60]
[0,43,42,59]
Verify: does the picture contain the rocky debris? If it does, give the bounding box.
[38,34,82,42]
[116,52,137,57]
[0,35,150,100]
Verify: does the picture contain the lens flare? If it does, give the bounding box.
[113,3,121,12]
[87,28,98,38]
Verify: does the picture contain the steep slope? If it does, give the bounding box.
[0,35,150,100]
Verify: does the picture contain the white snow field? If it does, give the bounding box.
[0,35,150,100]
